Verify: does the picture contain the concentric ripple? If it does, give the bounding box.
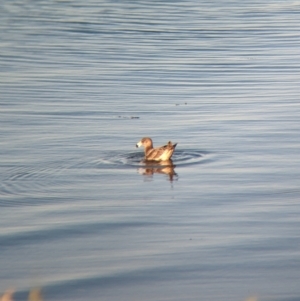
[96,149,212,168]
[171,150,212,167]
[0,151,212,202]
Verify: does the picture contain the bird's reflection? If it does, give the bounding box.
[138,159,177,181]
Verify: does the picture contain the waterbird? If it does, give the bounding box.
[136,137,177,161]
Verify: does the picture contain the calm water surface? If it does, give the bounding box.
[1,1,300,300]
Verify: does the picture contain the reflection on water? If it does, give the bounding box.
[1,0,300,300]
[138,159,177,182]
[96,149,208,169]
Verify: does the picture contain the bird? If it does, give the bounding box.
[136,137,177,161]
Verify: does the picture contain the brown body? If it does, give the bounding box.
[136,137,177,161]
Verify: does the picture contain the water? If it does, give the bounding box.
[1,0,300,300]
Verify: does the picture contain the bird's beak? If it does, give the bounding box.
[136,141,142,148]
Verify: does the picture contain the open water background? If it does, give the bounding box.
[1,1,300,300]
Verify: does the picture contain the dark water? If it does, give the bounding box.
[1,1,300,300]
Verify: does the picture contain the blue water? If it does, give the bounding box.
[1,1,300,300]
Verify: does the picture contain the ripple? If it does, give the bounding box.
[0,150,212,203]
[95,149,212,168]
[172,150,213,167]
[0,160,78,206]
